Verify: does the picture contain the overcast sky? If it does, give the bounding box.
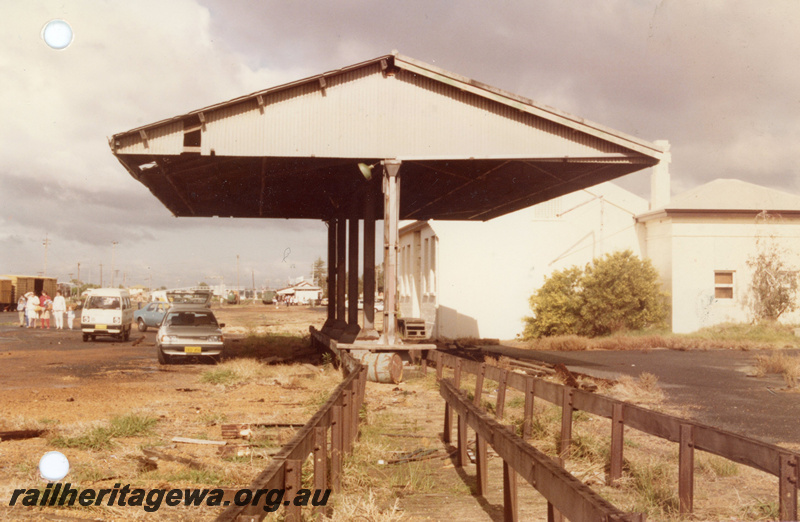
[3,1,800,290]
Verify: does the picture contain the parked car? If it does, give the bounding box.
[81,288,133,342]
[156,304,224,364]
[133,301,169,332]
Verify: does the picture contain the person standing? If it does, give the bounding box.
[67,303,76,330]
[17,294,26,327]
[26,292,39,328]
[42,292,53,329]
[53,291,66,329]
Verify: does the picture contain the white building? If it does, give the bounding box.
[276,280,323,304]
[400,177,800,339]
[638,178,800,333]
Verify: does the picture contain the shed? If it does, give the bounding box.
[110,52,667,346]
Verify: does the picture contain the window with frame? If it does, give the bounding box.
[714,271,734,299]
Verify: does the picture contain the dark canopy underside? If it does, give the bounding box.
[119,153,656,222]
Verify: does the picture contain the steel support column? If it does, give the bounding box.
[359,186,379,340]
[341,214,361,343]
[322,219,337,335]
[381,160,401,345]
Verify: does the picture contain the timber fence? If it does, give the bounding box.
[215,352,367,522]
[431,351,800,521]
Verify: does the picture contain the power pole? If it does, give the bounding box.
[42,233,51,276]
[99,264,103,287]
[111,241,118,287]
[77,262,81,283]
[236,255,240,299]
[251,269,255,301]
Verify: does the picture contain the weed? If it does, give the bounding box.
[51,425,115,451]
[109,413,158,437]
[200,368,238,385]
[754,350,800,388]
[696,453,739,477]
[739,497,779,520]
[628,460,679,517]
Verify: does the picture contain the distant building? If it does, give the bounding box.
[400,175,800,338]
[276,280,323,304]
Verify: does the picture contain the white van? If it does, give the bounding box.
[81,288,134,342]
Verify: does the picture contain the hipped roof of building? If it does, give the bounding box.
[637,179,800,222]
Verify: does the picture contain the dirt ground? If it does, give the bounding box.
[0,307,795,521]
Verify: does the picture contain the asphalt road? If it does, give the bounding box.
[483,343,800,446]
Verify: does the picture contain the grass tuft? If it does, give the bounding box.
[754,350,800,388]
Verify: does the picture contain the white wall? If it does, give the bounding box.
[400,182,648,340]
[668,216,800,333]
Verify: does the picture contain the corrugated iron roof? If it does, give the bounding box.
[110,52,665,222]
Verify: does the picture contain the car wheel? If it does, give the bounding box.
[138,319,147,332]
[90,335,95,342]
[123,326,130,341]
[157,347,170,365]
[211,354,221,364]
[82,333,88,342]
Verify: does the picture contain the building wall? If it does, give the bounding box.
[668,216,800,333]
[400,182,648,340]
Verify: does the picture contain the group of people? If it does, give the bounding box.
[16,291,75,329]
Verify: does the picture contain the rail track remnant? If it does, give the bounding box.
[215,352,366,522]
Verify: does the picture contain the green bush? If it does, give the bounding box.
[524,250,668,338]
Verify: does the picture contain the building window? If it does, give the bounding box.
[714,271,734,299]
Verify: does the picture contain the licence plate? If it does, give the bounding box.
[96,324,107,330]
[184,346,202,354]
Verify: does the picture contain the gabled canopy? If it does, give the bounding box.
[111,52,665,221]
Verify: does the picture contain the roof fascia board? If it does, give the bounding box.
[636,208,800,222]
[393,53,666,161]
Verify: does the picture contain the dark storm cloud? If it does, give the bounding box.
[197,0,800,193]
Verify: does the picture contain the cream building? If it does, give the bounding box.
[400,177,800,339]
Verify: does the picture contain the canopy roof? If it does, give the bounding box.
[111,52,665,221]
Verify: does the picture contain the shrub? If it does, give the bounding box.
[524,250,668,338]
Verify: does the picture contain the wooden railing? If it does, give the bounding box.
[441,378,645,521]
[215,352,367,522]
[432,351,799,521]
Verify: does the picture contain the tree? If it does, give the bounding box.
[311,257,327,297]
[579,250,668,336]
[746,212,799,322]
[524,250,668,338]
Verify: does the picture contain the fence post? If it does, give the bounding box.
[476,433,488,496]
[547,456,565,522]
[421,353,428,374]
[679,423,694,515]
[436,352,444,381]
[313,426,329,517]
[284,458,302,521]
[342,388,352,455]
[503,425,519,522]
[443,403,452,444]
[779,453,798,521]
[453,358,463,390]
[457,411,469,467]
[496,369,509,419]
[474,363,486,407]
[559,387,574,459]
[331,401,343,493]
[522,377,534,440]
[609,402,624,486]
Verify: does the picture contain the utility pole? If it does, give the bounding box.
[42,233,51,276]
[147,266,152,292]
[99,264,103,287]
[111,241,118,287]
[251,269,255,302]
[77,262,80,283]
[236,255,240,300]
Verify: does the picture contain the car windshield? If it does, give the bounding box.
[85,296,120,310]
[165,311,218,327]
